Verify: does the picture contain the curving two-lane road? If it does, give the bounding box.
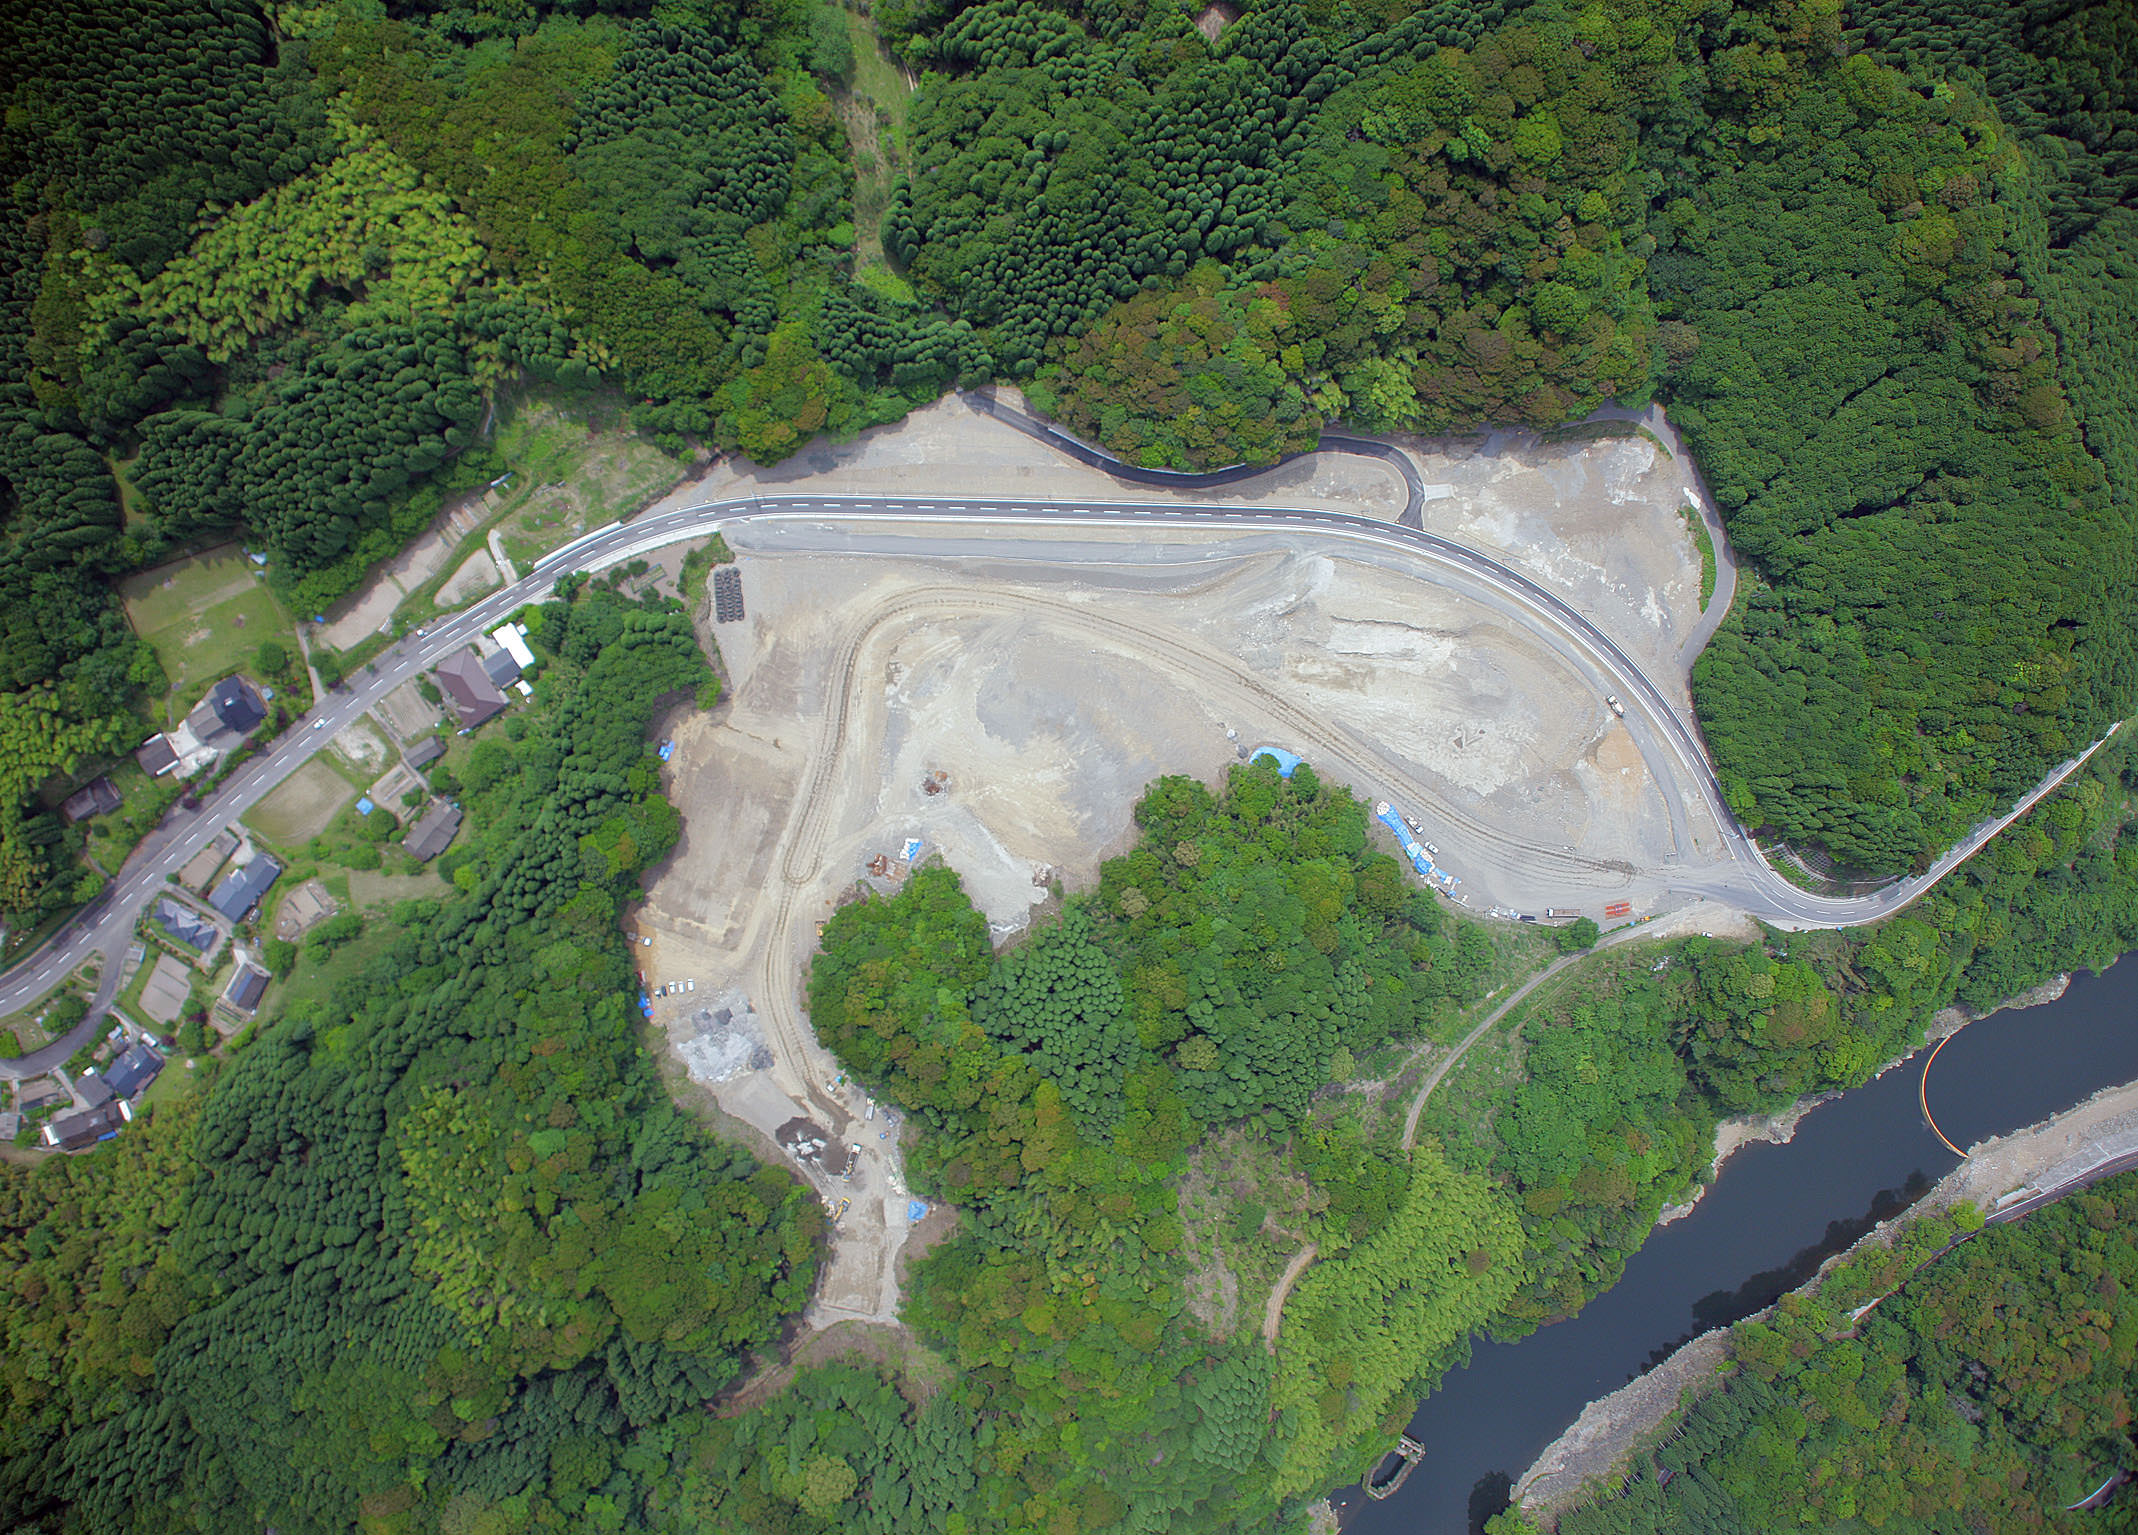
[0,426,2109,1078]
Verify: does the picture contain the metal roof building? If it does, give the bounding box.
[210,856,282,921]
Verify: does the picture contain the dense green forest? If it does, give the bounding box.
[1524,1171,2138,1534]
[760,762,1516,1530]
[0,591,821,1531]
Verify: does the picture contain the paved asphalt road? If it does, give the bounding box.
[0,439,2110,1079]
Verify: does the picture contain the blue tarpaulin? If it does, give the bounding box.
[900,837,924,861]
[355,797,375,816]
[1251,746,1303,778]
[907,1200,929,1222]
[658,740,675,761]
[1374,803,1438,879]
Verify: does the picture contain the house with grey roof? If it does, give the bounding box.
[222,962,269,1015]
[136,734,180,777]
[404,735,445,770]
[43,1101,130,1151]
[103,1043,164,1099]
[152,897,218,951]
[60,777,121,824]
[210,855,282,921]
[186,676,267,750]
[404,802,464,862]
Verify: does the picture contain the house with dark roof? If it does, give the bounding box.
[136,734,180,776]
[435,652,506,729]
[186,676,266,749]
[73,1072,114,1111]
[60,777,122,824]
[103,1043,164,1099]
[43,1100,131,1151]
[404,802,464,862]
[404,735,445,770]
[152,897,218,951]
[209,855,282,921]
[222,962,269,1015]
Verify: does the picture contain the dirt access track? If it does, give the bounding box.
[636,395,1724,1335]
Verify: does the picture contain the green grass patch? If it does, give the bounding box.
[109,451,152,530]
[836,8,914,274]
[263,920,397,1033]
[1679,501,1718,613]
[121,545,294,725]
[481,399,684,575]
[138,1055,208,1113]
[75,761,185,876]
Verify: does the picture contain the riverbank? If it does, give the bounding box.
[1513,1057,2138,1524]
[1655,972,2072,1226]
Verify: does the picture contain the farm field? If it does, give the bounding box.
[244,759,355,845]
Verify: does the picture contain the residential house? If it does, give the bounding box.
[60,777,121,824]
[152,897,218,951]
[478,638,521,691]
[103,1043,164,1100]
[209,855,282,921]
[73,1072,114,1111]
[180,829,237,891]
[404,803,464,862]
[136,734,180,777]
[435,651,506,729]
[222,961,269,1015]
[43,1101,131,1151]
[404,736,445,770]
[184,675,267,753]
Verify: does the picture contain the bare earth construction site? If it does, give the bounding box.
[635,397,1729,1332]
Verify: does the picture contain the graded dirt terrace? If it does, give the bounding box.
[628,394,1723,1336]
[639,540,1724,1329]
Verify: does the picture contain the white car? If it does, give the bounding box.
[311,719,325,730]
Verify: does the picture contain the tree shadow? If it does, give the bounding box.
[1467,1470,1513,1533]
[1681,1169,1936,1341]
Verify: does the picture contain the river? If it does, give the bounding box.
[1341,958,2138,1534]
